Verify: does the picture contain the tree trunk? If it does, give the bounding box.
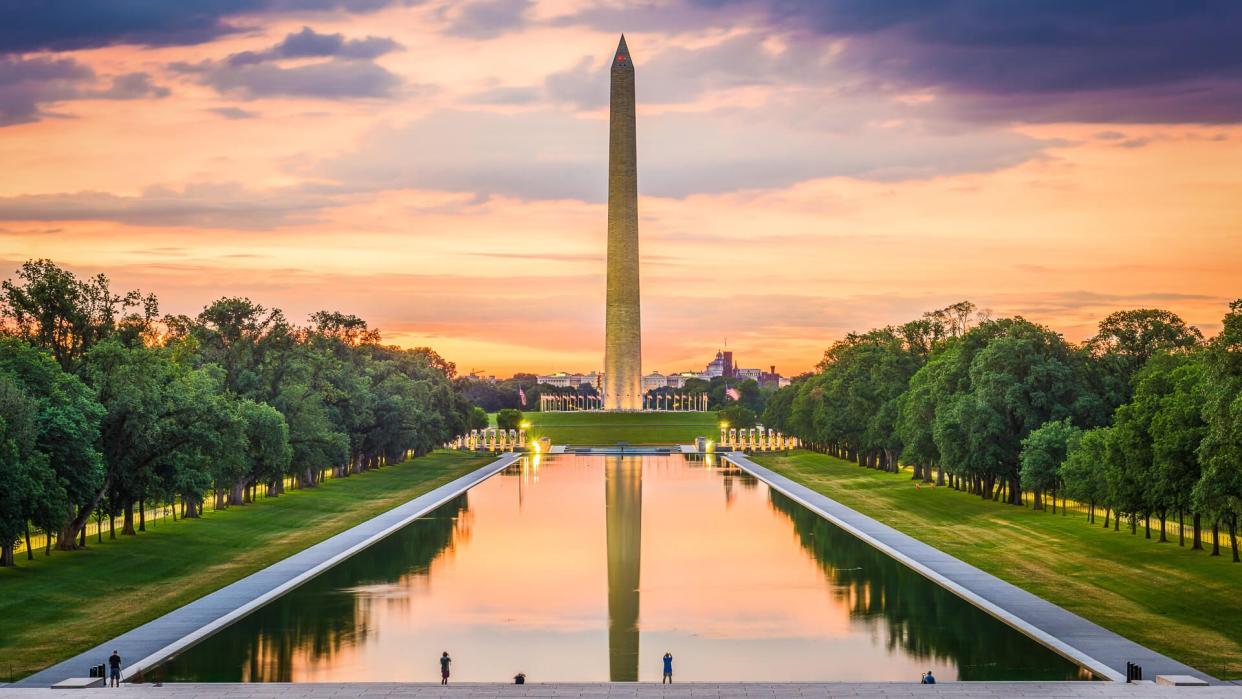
[936,464,945,486]
[25,522,33,561]
[1211,519,1220,556]
[1193,513,1202,550]
[122,502,136,535]
[138,497,146,532]
[1144,513,1150,539]
[57,473,114,551]
[1178,511,1184,547]
[1104,507,1110,528]
[0,544,13,567]
[1158,513,1167,543]
[1033,490,1043,511]
[1088,502,1095,525]
[1231,515,1239,563]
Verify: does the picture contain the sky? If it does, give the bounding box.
[1,0,1240,377]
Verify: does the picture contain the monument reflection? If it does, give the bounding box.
[605,456,642,681]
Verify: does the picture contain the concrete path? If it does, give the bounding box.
[724,453,1213,685]
[2,682,1241,698]
[14,453,523,689]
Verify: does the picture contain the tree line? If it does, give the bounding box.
[762,301,1242,562]
[0,260,476,566]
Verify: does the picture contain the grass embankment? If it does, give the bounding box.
[0,450,493,682]
[523,410,718,445]
[753,450,1242,679]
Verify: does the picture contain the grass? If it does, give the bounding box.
[521,410,719,445]
[0,450,492,683]
[753,450,1242,679]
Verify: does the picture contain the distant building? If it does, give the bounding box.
[537,371,601,389]
[736,367,762,382]
[642,371,667,392]
[704,350,735,378]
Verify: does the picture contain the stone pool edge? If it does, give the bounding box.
[16,452,524,689]
[723,451,1214,685]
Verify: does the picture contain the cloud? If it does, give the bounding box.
[0,56,167,126]
[318,104,1050,201]
[440,0,532,39]
[90,72,171,99]
[207,106,260,119]
[0,0,408,54]
[171,26,403,99]
[228,26,402,64]
[0,182,346,227]
[700,0,1242,123]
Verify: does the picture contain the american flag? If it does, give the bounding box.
[519,386,527,406]
[726,387,740,401]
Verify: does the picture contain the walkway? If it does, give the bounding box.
[2,682,1241,698]
[14,452,523,689]
[724,453,1213,684]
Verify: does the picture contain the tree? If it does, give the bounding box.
[496,409,523,431]
[0,338,104,550]
[1,259,156,371]
[1087,308,1203,409]
[467,406,489,431]
[958,319,1083,504]
[1020,419,1081,511]
[1149,355,1209,547]
[718,404,757,430]
[1062,427,1110,525]
[1195,300,1242,562]
[0,375,55,566]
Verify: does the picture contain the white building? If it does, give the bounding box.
[537,371,600,389]
[642,371,667,392]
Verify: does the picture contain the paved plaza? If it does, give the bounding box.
[2,682,1242,698]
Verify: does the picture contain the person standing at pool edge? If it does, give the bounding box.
[662,652,673,683]
[440,652,451,685]
[108,650,121,687]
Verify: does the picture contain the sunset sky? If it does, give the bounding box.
[1,1,1239,377]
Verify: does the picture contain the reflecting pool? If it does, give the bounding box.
[157,454,1087,682]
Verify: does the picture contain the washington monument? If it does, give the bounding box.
[603,35,642,411]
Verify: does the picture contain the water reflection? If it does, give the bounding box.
[605,456,642,681]
[157,455,1086,682]
[765,490,1088,681]
[158,496,469,682]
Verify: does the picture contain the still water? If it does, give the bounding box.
[158,454,1086,682]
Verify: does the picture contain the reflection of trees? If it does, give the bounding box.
[158,495,470,682]
[766,491,1085,681]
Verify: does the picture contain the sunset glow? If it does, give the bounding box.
[2,1,1239,375]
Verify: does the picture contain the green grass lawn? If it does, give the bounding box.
[753,450,1242,679]
[522,410,719,445]
[0,450,492,683]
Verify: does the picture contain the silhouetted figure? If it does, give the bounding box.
[440,652,451,685]
[662,652,674,684]
[921,670,936,684]
[108,650,122,687]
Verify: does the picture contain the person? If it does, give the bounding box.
[662,652,674,684]
[921,670,936,684]
[440,652,451,685]
[108,650,122,688]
